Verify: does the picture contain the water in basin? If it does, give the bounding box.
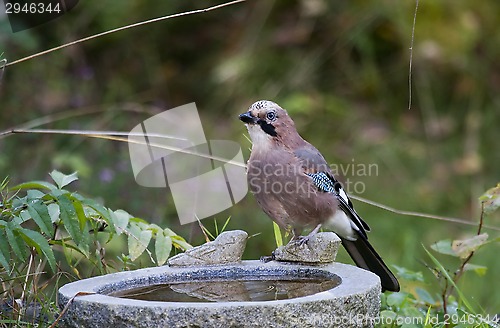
[109,277,341,302]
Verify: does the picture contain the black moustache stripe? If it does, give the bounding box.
[257,119,277,137]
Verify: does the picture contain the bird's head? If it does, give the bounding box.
[239,100,299,148]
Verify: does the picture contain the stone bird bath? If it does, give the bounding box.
[58,231,381,327]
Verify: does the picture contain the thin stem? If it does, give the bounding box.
[7,128,247,168]
[0,58,6,80]
[20,251,34,305]
[4,128,500,231]
[408,0,419,110]
[4,0,246,68]
[476,201,485,235]
[351,194,500,231]
[443,202,486,316]
[442,278,448,316]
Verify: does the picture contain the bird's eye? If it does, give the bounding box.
[266,111,276,121]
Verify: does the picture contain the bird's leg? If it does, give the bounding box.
[291,224,322,246]
[289,227,303,242]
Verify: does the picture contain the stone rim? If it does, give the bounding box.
[59,260,380,308]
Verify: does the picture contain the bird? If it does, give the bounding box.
[239,100,400,292]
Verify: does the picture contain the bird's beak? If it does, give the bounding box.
[239,111,257,124]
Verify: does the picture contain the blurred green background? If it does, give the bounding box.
[1,0,499,311]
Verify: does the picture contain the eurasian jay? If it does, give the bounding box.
[239,100,400,292]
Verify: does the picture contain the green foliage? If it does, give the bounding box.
[197,217,232,242]
[479,183,500,215]
[273,222,283,248]
[1,0,500,325]
[377,184,500,328]
[0,170,191,325]
[0,170,190,275]
[378,264,499,327]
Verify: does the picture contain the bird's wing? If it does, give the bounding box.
[294,146,399,292]
[294,146,370,237]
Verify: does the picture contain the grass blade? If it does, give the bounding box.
[273,222,283,247]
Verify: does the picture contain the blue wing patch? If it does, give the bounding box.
[306,172,351,207]
[305,171,370,234]
[306,172,338,194]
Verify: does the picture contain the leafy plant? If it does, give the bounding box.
[378,183,500,328]
[429,184,499,314]
[0,170,191,326]
[0,170,190,275]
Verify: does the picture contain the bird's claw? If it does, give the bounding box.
[292,236,310,246]
[260,251,276,263]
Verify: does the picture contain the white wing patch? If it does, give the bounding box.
[338,188,349,204]
[327,210,357,240]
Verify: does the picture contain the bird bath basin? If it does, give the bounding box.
[109,276,341,302]
[58,260,381,328]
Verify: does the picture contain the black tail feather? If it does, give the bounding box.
[340,235,400,292]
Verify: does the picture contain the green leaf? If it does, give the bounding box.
[19,210,31,223]
[430,239,457,257]
[128,224,152,261]
[0,247,10,272]
[479,183,500,214]
[155,231,172,266]
[70,192,87,202]
[57,194,82,245]
[273,222,283,247]
[171,235,193,250]
[415,287,435,305]
[392,265,424,282]
[400,307,425,328]
[386,292,410,307]
[80,199,115,234]
[19,228,56,273]
[111,209,131,236]
[130,219,151,232]
[451,233,488,259]
[6,222,27,260]
[27,200,53,237]
[11,197,25,209]
[12,181,57,191]
[380,310,397,320]
[148,224,163,233]
[48,203,60,223]
[129,216,150,225]
[49,189,70,197]
[72,198,87,232]
[78,223,91,257]
[0,229,11,272]
[462,263,487,276]
[49,170,78,189]
[163,228,177,237]
[402,305,425,317]
[11,216,24,225]
[26,189,46,200]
